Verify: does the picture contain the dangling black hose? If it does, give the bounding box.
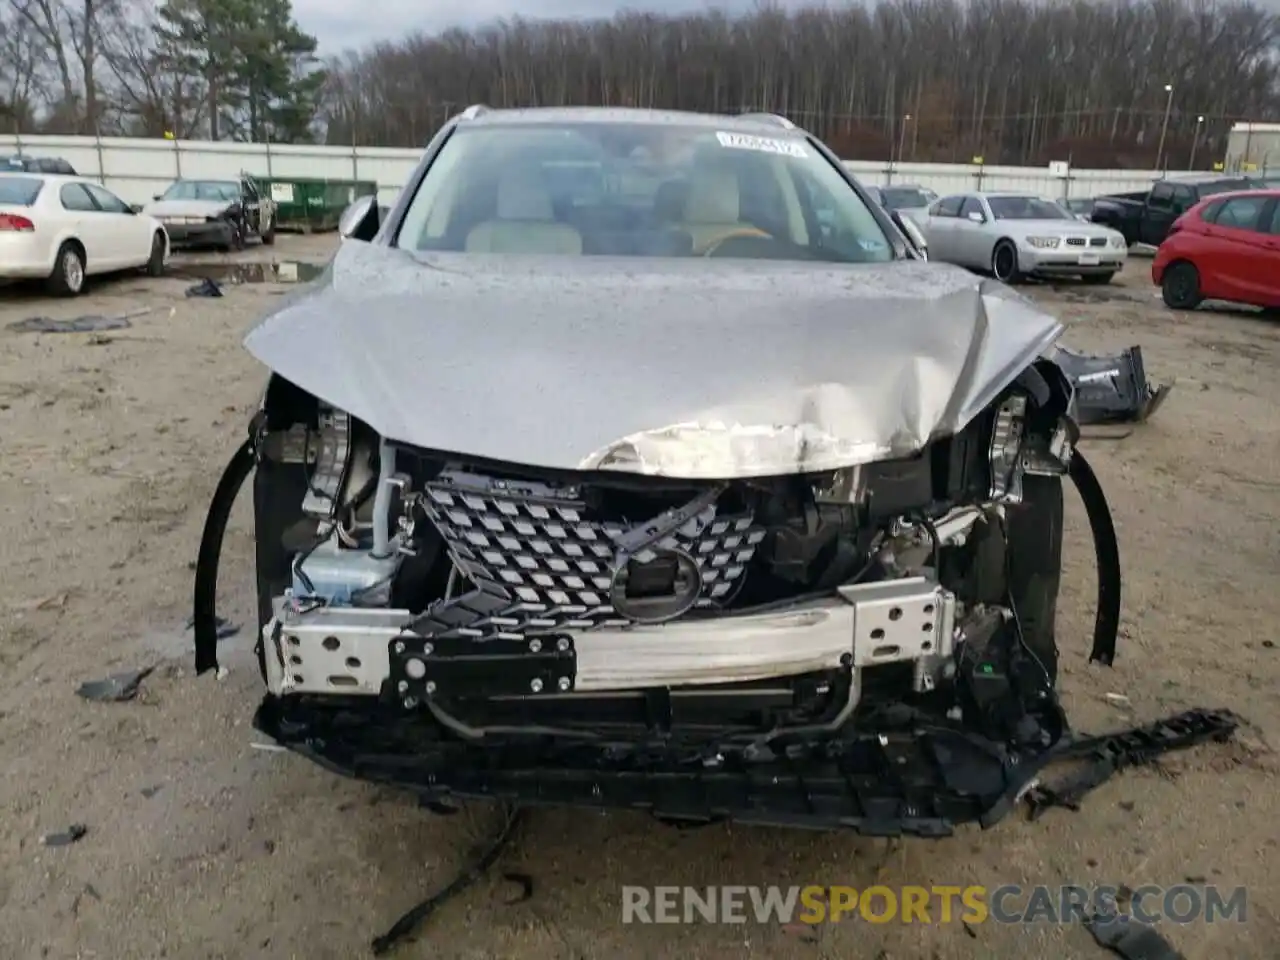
[1067,448,1121,666]
[193,436,256,675]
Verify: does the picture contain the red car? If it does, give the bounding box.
[1151,188,1280,310]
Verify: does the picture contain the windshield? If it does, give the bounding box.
[0,176,43,205]
[880,187,935,210]
[988,196,1073,220]
[162,180,240,202]
[396,122,894,263]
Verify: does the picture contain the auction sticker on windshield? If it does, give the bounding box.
[716,132,809,158]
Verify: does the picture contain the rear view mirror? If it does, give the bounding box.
[338,195,380,242]
[890,210,928,259]
[967,211,985,223]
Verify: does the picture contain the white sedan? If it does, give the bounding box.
[0,172,169,296]
[920,192,1127,284]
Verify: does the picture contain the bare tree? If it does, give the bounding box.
[7,0,109,132]
[318,0,1280,167]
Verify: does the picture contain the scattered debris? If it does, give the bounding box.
[781,921,821,943]
[370,805,524,956]
[250,741,287,753]
[11,314,130,334]
[71,882,101,914]
[1105,693,1132,708]
[185,277,224,298]
[500,872,534,905]
[140,785,163,798]
[7,307,154,334]
[9,591,70,612]
[75,666,155,703]
[170,260,325,285]
[41,823,88,847]
[183,614,239,641]
[1084,909,1186,960]
[1022,708,1240,820]
[1057,345,1173,426]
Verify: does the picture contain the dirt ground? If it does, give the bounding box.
[1,236,1277,960]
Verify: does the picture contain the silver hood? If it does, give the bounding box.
[243,241,1065,479]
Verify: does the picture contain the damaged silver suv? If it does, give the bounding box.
[195,106,1124,834]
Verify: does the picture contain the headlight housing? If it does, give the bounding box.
[1025,236,1060,249]
[1110,235,1126,248]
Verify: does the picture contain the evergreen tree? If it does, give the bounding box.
[153,0,321,142]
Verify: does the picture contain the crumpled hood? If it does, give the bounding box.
[143,199,231,219]
[243,241,1065,478]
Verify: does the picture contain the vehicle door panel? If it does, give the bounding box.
[1263,201,1280,307]
[1249,199,1280,308]
[955,196,995,269]
[240,178,262,235]
[1203,196,1272,305]
[1140,184,1178,246]
[923,196,961,260]
[57,183,104,267]
[84,183,148,266]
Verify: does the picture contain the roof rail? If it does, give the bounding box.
[455,104,490,121]
[739,112,796,130]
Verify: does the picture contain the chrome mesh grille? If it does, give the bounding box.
[1065,237,1086,247]
[412,468,766,639]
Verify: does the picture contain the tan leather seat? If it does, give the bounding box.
[681,167,766,252]
[464,167,583,254]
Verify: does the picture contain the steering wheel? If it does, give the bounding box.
[698,226,774,257]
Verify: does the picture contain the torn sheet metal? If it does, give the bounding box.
[242,242,1065,479]
[1053,344,1172,426]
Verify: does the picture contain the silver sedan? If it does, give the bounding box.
[921,192,1128,284]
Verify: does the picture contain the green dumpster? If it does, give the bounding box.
[259,177,378,233]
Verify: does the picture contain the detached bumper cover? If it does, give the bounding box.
[1055,344,1173,425]
[253,698,1240,835]
[253,694,1027,836]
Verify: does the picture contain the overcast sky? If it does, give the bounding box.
[297,0,1280,55]
[298,0,810,54]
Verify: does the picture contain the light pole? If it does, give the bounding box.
[1155,83,1174,172]
[1188,115,1204,170]
[895,113,912,167]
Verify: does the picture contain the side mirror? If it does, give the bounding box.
[966,210,986,223]
[128,204,143,214]
[890,210,928,259]
[153,194,162,201]
[338,195,380,242]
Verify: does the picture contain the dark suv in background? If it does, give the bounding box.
[2,154,78,175]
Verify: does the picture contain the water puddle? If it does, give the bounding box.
[168,260,327,285]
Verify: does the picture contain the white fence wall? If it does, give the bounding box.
[1,133,1181,206]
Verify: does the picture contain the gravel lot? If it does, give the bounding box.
[1,237,1277,960]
